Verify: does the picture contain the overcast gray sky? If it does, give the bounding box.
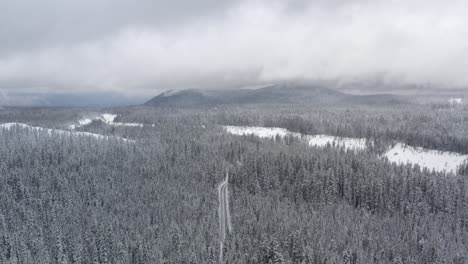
[1,0,467,96]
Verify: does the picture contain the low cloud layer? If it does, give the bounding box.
[1,0,467,96]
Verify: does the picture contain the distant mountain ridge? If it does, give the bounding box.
[144,84,407,107]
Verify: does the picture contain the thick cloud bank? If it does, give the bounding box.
[1,0,467,95]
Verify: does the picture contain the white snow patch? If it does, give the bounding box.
[112,122,144,127]
[0,123,31,130]
[223,126,301,139]
[383,143,468,174]
[306,135,367,151]
[69,113,153,129]
[448,98,463,105]
[1,122,133,142]
[69,118,93,129]
[223,126,366,151]
[100,113,117,124]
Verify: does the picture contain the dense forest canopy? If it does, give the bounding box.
[0,93,467,263]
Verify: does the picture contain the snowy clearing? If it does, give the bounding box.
[223,125,366,151]
[69,114,116,129]
[223,125,300,139]
[223,125,468,174]
[383,143,468,174]
[1,122,133,142]
[112,122,151,127]
[448,98,463,105]
[100,113,117,124]
[305,135,367,151]
[69,113,153,129]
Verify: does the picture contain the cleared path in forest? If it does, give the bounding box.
[217,172,232,263]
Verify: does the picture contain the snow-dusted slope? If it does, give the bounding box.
[1,122,133,142]
[383,143,468,174]
[69,113,153,129]
[223,126,366,151]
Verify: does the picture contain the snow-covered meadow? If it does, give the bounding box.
[223,126,367,151]
[224,125,468,174]
[448,98,463,105]
[383,143,468,174]
[69,113,153,129]
[223,126,300,139]
[224,125,367,151]
[305,135,367,151]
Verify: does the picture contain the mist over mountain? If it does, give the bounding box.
[144,83,407,108]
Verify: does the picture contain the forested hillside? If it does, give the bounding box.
[0,104,467,263]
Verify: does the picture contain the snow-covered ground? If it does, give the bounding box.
[383,143,468,174]
[112,122,147,127]
[69,118,94,129]
[100,113,117,124]
[69,114,117,129]
[69,113,153,129]
[223,126,300,139]
[223,125,468,174]
[448,98,463,105]
[223,125,366,151]
[305,135,367,151]
[1,122,133,142]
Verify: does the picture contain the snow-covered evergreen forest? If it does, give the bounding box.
[0,100,467,263]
